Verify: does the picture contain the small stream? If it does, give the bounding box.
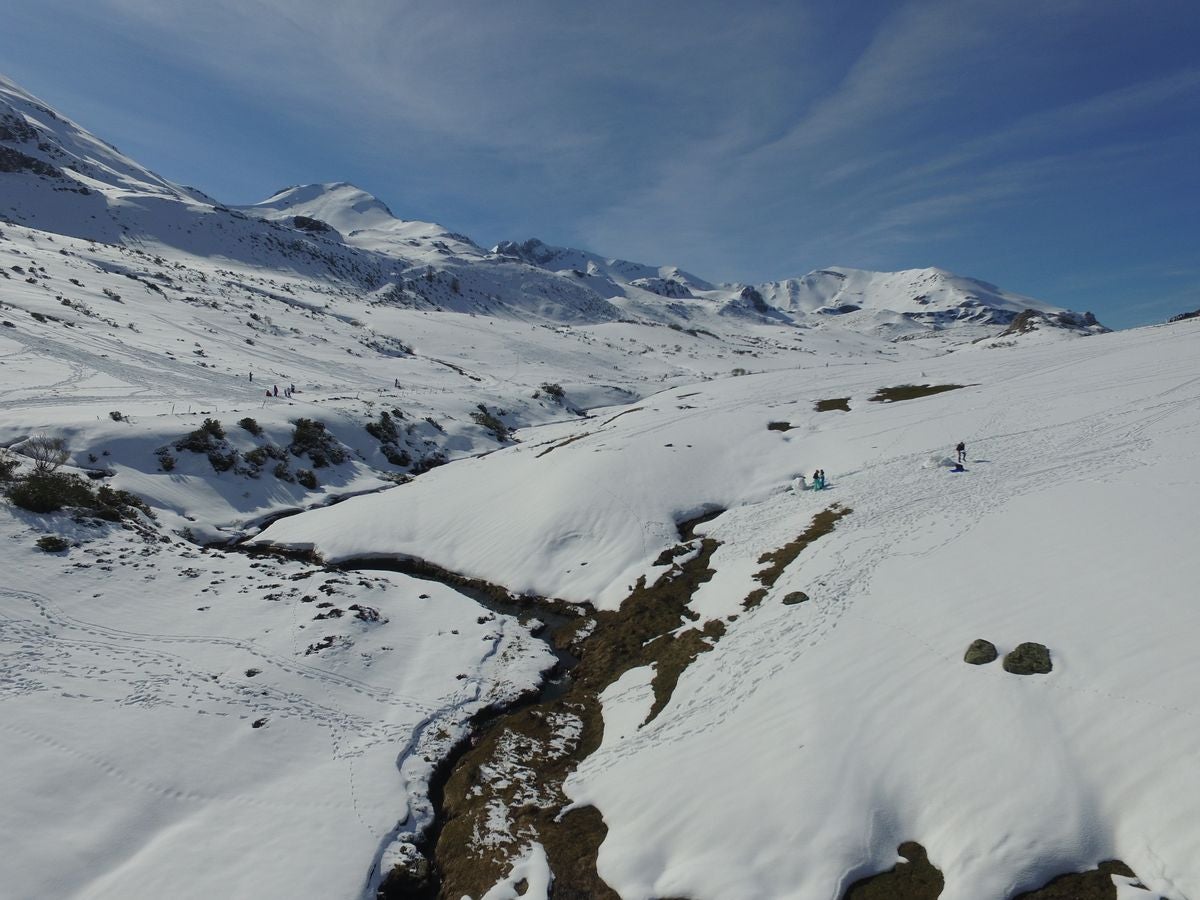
[335,555,582,703]
[226,503,585,899]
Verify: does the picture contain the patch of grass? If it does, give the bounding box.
[35,535,70,552]
[743,504,851,609]
[815,397,851,412]
[643,617,726,725]
[869,384,964,403]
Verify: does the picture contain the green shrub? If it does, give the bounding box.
[36,535,70,552]
[0,451,17,481]
[296,468,318,489]
[156,449,176,472]
[238,417,263,436]
[470,405,510,441]
[5,471,151,519]
[173,419,237,472]
[95,485,151,519]
[411,452,447,475]
[109,410,124,422]
[382,445,411,467]
[289,419,345,468]
[6,472,95,512]
[273,461,293,481]
[365,410,399,443]
[540,382,565,401]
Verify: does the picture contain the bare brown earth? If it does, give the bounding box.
[427,522,728,899]
[842,845,1147,900]
[742,504,852,609]
[869,384,965,403]
[815,397,851,412]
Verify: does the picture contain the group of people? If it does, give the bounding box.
[798,441,967,496]
[264,382,296,399]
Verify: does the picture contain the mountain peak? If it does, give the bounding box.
[250,182,397,229]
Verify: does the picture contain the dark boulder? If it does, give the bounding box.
[1003,642,1052,675]
[963,638,998,665]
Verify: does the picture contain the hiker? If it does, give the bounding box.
[273,384,279,397]
[289,383,296,395]
[249,371,253,383]
[956,441,966,464]
[265,389,271,398]
[818,469,826,489]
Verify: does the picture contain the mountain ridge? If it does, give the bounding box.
[0,72,1107,339]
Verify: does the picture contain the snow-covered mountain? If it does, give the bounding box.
[5,72,1184,900]
[1,74,1105,340]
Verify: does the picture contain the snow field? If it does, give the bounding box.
[262,320,1200,897]
[0,510,552,900]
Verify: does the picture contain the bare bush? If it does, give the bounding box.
[22,435,69,473]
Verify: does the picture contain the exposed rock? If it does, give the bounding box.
[291,214,333,234]
[964,638,998,665]
[1003,642,1052,675]
[0,145,62,178]
[781,591,809,605]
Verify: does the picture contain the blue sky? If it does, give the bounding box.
[2,0,1197,328]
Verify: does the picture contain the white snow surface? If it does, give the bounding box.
[0,71,1193,899]
[263,319,1200,897]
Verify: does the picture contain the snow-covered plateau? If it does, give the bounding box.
[1,73,1195,900]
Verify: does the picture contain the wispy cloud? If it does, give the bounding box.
[3,0,1196,325]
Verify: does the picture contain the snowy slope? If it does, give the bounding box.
[258,318,1200,898]
[0,71,1163,900]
